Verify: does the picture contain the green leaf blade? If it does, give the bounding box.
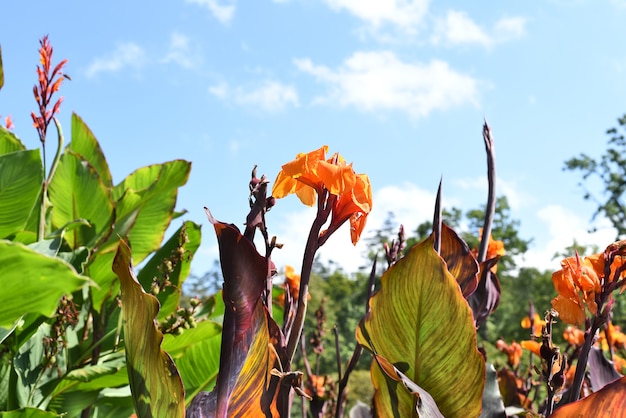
[68,113,113,188]
[357,236,485,418]
[112,240,185,418]
[48,151,114,249]
[0,241,90,328]
[0,150,43,239]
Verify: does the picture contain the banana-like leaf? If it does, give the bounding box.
[373,354,444,417]
[48,151,114,249]
[0,126,26,155]
[68,113,113,188]
[357,235,485,418]
[550,376,626,417]
[186,210,282,417]
[588,347,622,391]
[112,160,190,264]
[439,223,479,298]
[0,241,90,328]
[0,408,62,418]
[112,240,185,418]
[0,150,43,239]
[138,221,202,319]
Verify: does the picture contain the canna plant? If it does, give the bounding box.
[0,38,208,417]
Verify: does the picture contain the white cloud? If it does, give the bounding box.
[85,43,146,78]
[431,11,526,48]
[161,32,199,69]
[294,51,480,118]
[186,0,235,24]
[324,0,429,32]
[520,205,615,271]
[494,17,527,40]
[209,81,299,111]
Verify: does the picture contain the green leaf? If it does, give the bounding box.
[161,321,222,403]
[68,113,113,188]
[0,127,26,155]
[162,320,222,357]
[176,330,222,404]
[112,240,185,418]
[0,408,62,418]
[137,221,202,319]
[0,240,90,328]
[357,235,485,418]
[0,150,43,239]
[113,160,191,264]
[13,324,66,409]
[48,151,114,249]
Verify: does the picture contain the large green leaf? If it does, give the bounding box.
[68,113,113,188]
[137,221,202,319]
[48,151,114,249]
[0,126,26,155]
[0,241,90,328]
[13,324,66,409]
[357,235,485,418]
[0,150,43,239]
[174,329,222,404]
[113,160,190,263]
[0,409,62,418]
[112,239,185,418]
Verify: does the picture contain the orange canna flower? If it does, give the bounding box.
[521,313,546,338]
[563,326,585,346]
[5,115,13,130]
[520,340,542,357]
[496,339,523,368]
[551,253,602,326]
[272,146,372,244]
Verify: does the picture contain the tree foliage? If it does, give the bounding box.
[564,114,626,238]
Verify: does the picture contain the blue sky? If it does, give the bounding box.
[2,1,626,276]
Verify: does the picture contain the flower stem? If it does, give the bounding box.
[567,317,599,403]
[38,117,64,241]
[285,193,330,363]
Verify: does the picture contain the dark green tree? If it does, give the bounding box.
[564,114,626,238]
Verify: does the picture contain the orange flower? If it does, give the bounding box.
[496,339,523,368]
[284,265,307,302]
[520,340,542,357]
[551,253,602,326]
[563,326,585,346]
[487,234,506,260]
[272,146,372,244]
[5,115,13,130]
[520,313,546,338]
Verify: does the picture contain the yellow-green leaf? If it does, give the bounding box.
[112,240,185,418]
[357,235,485,418]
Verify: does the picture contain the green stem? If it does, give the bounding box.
[38,117,64,241]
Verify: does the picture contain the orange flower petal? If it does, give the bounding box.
[551,294,586,326]
[521,340,542,357]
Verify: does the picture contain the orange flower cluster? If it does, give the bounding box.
[551,253,603,326]
[496,339,523,368]
[471,230,505,271]
[272,146,372,244]
[520,313,546,338]
[562,326,585,346]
